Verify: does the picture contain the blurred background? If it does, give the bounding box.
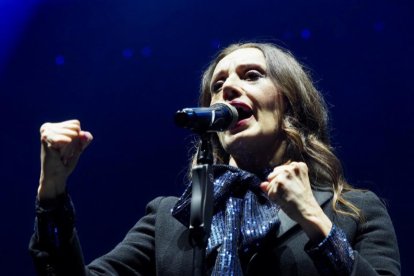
[0,0,412,274]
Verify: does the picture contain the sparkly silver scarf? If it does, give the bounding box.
[172,165,280,275]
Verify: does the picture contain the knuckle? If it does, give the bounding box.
[273,174,283,183]
[277,169,291,180]
[71,119,81,128]
[40,122,51,132]
[40,133,48,141]
[299,162,308,172]
[290,162,299,169]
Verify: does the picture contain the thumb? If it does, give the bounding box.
[79,131,93,151]
[62,131,92,166]
[260,181,270,193]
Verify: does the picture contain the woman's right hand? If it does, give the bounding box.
[38,119,93,201]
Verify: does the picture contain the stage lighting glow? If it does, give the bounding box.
[301,28,311,40]
[141,46,152,58]
[55,55,64,65]
[122,48,134,59]
[374,21,384,32]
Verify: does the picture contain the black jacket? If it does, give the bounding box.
[30,190,400,275]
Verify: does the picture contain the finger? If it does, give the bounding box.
[265,178,285,201]
[41,129,77,144]
[288,162,308,179]
[67,130,93,152]
[260,181,270,193]
[61,119,80,125]
[40,120,81,135]
[268,159,293,176]
[57,120,81,132]
[79,130,93,150]
[54,119,80,128]
[41,123,84,146]
[268,166,292,181]
[297,162,308,175]
[289,162,301,176]
[271,180,289,201]
[268,160,306,180]
[40,119,79,130]
[49,127,79,138]
[60,138,79,158]
[42,134,73,149]
[272,172,289,187]
[61,131,92,158]
[41,127,79,142]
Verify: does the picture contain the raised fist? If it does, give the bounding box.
[38,119,93,200]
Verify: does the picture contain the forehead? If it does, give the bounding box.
[212,48,266,76]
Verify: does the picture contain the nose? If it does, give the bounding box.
[222,75,242,101]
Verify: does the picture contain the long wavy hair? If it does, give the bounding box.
[193,42,360,219]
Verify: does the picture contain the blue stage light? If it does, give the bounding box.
[122,48,134,59]
[141,46,152,58]
[374,21,384,32]
[55,55,64,65]
[301,28,311,40]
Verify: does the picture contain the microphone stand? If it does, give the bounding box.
[174,103,237,275]
[190,132,214,276]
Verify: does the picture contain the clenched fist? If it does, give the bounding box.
[260,161,333,243]
[38,119,93,201]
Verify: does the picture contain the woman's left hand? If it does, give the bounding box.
[260,161,332,243]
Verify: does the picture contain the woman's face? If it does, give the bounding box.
[210,47,284,157]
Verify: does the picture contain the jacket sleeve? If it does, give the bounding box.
[29,194,164,276]
[304,190,400,276]
[305,223,355,275]
[349,191,401,275]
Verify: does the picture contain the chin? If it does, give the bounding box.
[219,130,258,155]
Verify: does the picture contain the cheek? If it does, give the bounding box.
[260,91,284,127]
[253,81,282,106]
[261,92,282,114]
[210,94,220,105]
[272,96,284,126]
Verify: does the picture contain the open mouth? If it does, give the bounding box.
[231,102,253,121]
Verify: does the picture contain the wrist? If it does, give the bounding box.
[38,175,67,201]
[299,209,332,244]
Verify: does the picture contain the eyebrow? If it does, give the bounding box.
[211,63,266,82]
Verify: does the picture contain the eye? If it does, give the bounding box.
[211,80,224,93]
[245,70,264,81]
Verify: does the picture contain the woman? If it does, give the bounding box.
[30,42,400,275]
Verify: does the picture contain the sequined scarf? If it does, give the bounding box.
[172,164,280,275]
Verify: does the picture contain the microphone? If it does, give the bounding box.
[174,103,238,132]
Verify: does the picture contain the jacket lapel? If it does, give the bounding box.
[276,189,333,238]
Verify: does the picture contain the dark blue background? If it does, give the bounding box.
[0,0,412,275]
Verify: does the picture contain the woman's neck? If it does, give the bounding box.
[228,141,287,174]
